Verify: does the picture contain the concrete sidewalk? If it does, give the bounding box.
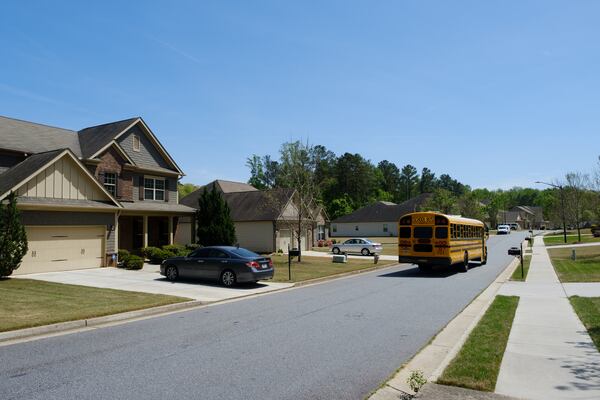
[495,237,600,399]
[545,241,600,250]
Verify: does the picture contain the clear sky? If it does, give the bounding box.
[1,1,599,190]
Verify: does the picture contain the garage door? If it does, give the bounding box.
[16,226,105,275]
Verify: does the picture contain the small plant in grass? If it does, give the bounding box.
[124,255,144,270]
[407,370,427,393]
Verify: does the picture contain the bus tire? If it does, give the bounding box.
[461,252,469,272]
[481,247,488,265]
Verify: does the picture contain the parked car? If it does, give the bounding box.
[331,238,383,255]
[497,225,511,235]
[160,246,274,287]
[509,223,518,231]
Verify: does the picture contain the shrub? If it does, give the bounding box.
[124,255,144,270]
[317,239,325,247]
[332,239,337,244]
[277,248,284,254]
[163,244,190,257]
[117,249,130,267]
[0,192,28,277]
[325,240,333,247]
[140,246,161,260]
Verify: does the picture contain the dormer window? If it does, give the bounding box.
[133,135,140,152]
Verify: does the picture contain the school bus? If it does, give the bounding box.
[398,212,488,272]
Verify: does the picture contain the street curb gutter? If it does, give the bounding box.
[369,242,525,400]
[0,262,402,345]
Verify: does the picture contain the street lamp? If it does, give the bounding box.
[536,181,567,243]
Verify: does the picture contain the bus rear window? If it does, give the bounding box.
[435,227,448,239]
[399,227,411,238]
[414,227,433,239]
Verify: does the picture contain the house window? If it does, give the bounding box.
[133,135,140,152]
[332,224,337,233]
[383,223,388,233]
[104,173,117,197]
[144,177,165,200]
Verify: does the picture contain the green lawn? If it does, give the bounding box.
[510,255,531,281]
[438,295,519,392]
[570,296,600,351]
[271,255,393,282]
[548,246,600,282]
[0,278,190,332]
[544,232,599,246]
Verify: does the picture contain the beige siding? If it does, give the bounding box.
[235,221,274,253]
[331,222,398,237]
[16,156,109,201]
[175,218,193,245]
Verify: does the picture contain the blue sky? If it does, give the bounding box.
[1,1,599,190]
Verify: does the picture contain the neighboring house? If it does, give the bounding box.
[330,193,431,237]
[179,180,329,253]
[0,115,195,275]
[497,206,546,229]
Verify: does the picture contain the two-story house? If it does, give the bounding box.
[0,115,195,275]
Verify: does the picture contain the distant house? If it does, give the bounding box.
[179,180,328,253]
[330,193,431,237]
[497,206,546,229]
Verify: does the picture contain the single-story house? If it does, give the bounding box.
[497,205,547,230]
[330,193,431,237]
[0,115,195,275]
[179,180,329,253]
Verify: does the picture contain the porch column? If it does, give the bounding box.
[168,216,174,245]
[143,215,148,248]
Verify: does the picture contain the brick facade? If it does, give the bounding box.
[86,146,133,201]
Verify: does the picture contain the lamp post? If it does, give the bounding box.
[536,181,567,243]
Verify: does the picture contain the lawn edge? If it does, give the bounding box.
[367,240,524,399]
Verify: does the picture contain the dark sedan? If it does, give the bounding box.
[160,246,274,287]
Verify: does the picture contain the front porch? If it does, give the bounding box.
[118,215,179,251]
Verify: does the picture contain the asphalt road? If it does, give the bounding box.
[0,232,527,400]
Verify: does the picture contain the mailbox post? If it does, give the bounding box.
[508,245,524,279]
[287,244,301,281]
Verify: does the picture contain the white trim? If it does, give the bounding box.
[0,149,123,208]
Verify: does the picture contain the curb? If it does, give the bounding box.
[0,261,402,345]
[368,241,525,399]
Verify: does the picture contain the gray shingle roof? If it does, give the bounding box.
[77,117,139,158]
[0,149,64,197]
[181,184,295,222]
[16,196,119,209]
[120,202,195,213]
[0,116,81,156]
[332,193,432,223]
[180,180,258,208]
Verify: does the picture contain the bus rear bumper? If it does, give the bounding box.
[398,256,453,266]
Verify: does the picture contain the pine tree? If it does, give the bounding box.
[0,192,28,277]
[196,184,236,246]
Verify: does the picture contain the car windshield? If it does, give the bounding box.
[229,248,260,258]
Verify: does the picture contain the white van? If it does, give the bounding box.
[497,225,511,235]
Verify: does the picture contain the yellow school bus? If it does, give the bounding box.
[398,212,488,272]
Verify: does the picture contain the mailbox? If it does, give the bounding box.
[525,237,532,242]
[289,249,301,257]
[508,247,521,256]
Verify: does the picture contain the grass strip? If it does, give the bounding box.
[271,255,392,282]
[569,296,600,352]
[510,256,531,281]
[0,278,190,332]
[438,295,519,392]
[548,247,600,282]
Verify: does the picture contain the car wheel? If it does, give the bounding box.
[166,265,178,281]
[461,252,469,272]
[361,248,370,256]
[220,270,236,287]
[332,247,340,254]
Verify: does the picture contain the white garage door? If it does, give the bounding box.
[16,226,105,275]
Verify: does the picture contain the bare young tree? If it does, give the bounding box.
[564,172,589,242]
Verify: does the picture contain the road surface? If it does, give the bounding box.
[0,232,527,400]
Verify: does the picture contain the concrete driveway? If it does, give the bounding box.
[16,264,293,302]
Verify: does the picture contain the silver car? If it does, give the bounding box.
[331,238,383,256]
